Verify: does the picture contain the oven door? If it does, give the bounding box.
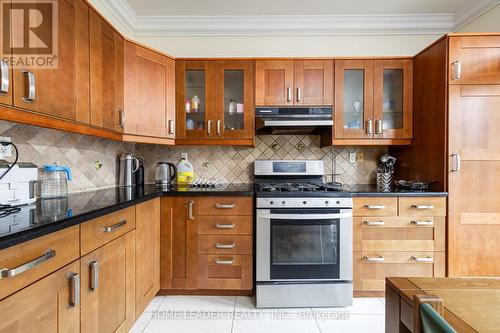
[256,208,352,282]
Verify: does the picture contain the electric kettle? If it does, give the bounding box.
[39,164,72,198]
[155,162,177,186]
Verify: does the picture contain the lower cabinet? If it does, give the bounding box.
[0,260,81,333]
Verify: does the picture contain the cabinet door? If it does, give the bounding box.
[160,196,198,290]
[449,36,500,85]
[448,85,500,277]
[135,199,160,316]
[81,232,135,333]
[124,41,175,138]
[255,60,294,106]
[12,0,89,122]
[0,260,80,333]
[373,59,413,139]
[335,60,374,139]
[294,60,333,106]
[176,61,216,140]
[214,61,254,140]
[89,10,124,133]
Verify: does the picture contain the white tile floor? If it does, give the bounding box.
[129,296,386,333]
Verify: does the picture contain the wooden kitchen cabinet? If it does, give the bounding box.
[81,231,136,333]
[123,41,175,144]
[12,0,90,123]
[255,59,333,106]
[89,10,124,133]
[334,59,412,145]
[0,260,81,333]
[135,198,161,316]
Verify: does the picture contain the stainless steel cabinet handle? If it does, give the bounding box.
[216,120,222,136]
[216,223,235,229]
[451,61,461,80]
[188,200,195,220]
[119,110,125,128]
[363,256,384,263]
[215,203,235,209]
[69,273,80,308]
[287,87,292,102]
[215,242,235,249]
[410,256,433,263]
[22,70,36,102]
[0,60,9,94]
[214,258,234,265]
[411,220,433,226]
[207,120,212,135]
[375,120,383,135]
[451,153,461,172]
[366,119,373,135]
[0,250,55,279]
[101,219,126,233]
[363,221,385,226]
[411,205,434,210]
[296,87,301,102]
[168,120,175,135]
[365,205,385,210]
[88,261,98,292]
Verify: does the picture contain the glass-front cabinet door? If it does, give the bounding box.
[373,59,413,139]
[334,60,374,139]
[214,61,254,141]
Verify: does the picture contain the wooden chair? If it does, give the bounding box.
[413,294,457,333]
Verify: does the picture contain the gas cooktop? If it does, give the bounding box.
[256,182,343,193]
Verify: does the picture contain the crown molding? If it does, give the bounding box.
[453,0,500,30]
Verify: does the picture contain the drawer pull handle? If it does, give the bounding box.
[365,205,385,210]
[0,250,56,279]
[214,258,235,265]
[216,223,235,229]
[411,220,433,226]
[411,205,434,210]
[363,256,384,263]
[363,221,384,226]
[410,256,433,263]
[101,219,126,233]
[88,261,99,292]
[69,273,80,308]
[215,203,235,209]
[188,201,195,220]
[216,242,235,249]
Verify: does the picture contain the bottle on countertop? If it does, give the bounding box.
[177,153,194,185]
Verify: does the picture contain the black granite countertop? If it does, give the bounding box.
[346,184,448,197]
[0,184,254,250]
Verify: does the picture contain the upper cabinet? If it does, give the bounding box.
[89,10,124,133]
[255,60,333,106]
[124,41,175,143]
[176,60,254,145]
[12,0,89,123]
[334,59,412,144]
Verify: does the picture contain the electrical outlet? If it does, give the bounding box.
[356,152,365,162]
[349,153,356,163]
[0,136,12,158]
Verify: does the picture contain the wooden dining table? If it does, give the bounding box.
[385,277,500,333]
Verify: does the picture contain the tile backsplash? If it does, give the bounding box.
[0,120,386,191]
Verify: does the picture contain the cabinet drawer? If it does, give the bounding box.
[362,240,434,252]
[198,215,253,235]
[398,197,446,217]
[198,254,252,290]
[353,197,398,216]
[197,196,253,216]
[0,226,79,300]
[80,207,136,255]
[198,235,252,254]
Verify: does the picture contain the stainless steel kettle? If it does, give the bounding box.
[119,154,139,187]
[155,162,177,185]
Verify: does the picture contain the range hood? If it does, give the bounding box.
[255,107,333,135]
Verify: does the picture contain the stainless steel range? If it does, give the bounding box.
[254,160,353,308]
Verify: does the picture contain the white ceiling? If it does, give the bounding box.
[125,0,471,16]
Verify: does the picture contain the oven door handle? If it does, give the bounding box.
[258,212,352,220]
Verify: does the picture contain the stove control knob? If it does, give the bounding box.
[325,200,329,205]
[281,201,286,205]
[303,201,307,205]
[269,201,274,205]
[336,201,341,205]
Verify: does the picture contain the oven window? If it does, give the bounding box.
[270,219,340,280]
